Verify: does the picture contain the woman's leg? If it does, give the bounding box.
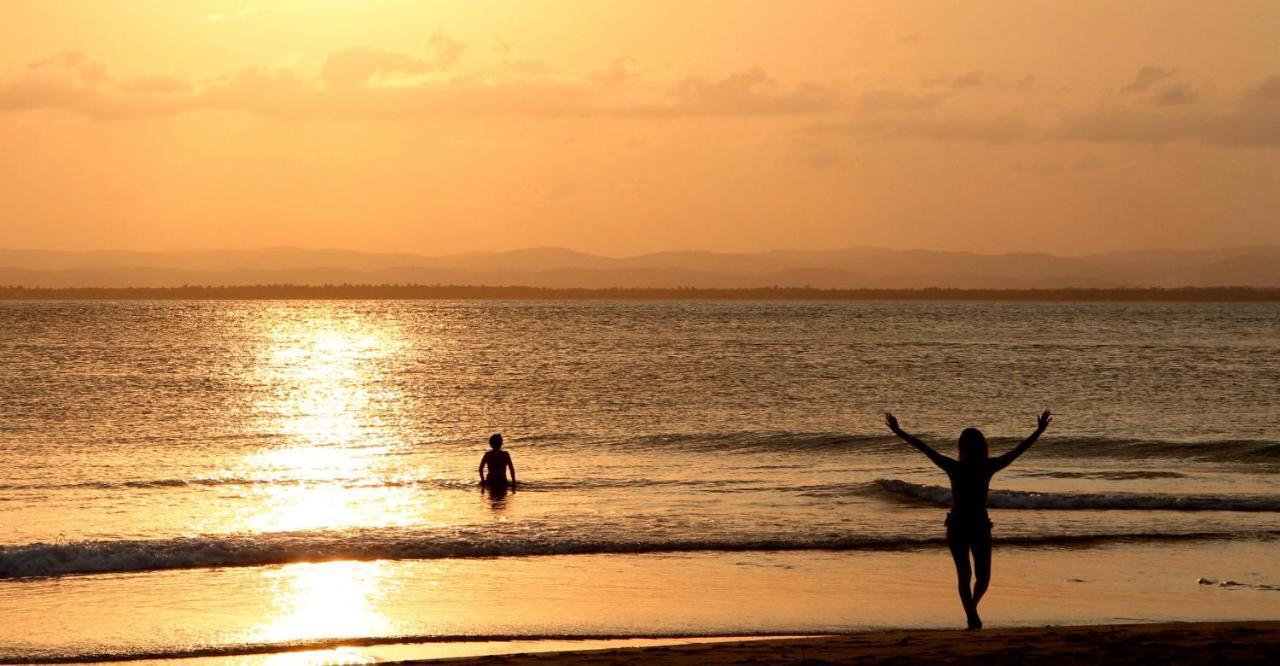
[947,535,976,624]
[971,533,992,607]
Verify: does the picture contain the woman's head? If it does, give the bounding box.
[958,427,988,461]
[489,433,504,449]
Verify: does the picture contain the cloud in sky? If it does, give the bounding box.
[1120,65,1175,94]
[207,5,257,24]
[589,57,636,87]
[321,47,442,89]
[0,51,1276,148]
[0,48,831,120]
[0,52,189,119]
[1056,69,1279,146]
[646,66,836,117]
[1149,82,1198,106]
[1116,65,1199,106]
[922,71,987,90]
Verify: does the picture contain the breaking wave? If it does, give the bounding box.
[608,432,1280,463]
[0,476,758,493]
[1016,470,1187,480]
[2,527,1275,580]
[875,478,1280,512]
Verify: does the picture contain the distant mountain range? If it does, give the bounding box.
[1,246,1278,289]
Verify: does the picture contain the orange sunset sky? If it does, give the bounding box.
[1,1,1278,256]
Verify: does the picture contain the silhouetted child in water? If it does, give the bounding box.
[478,433,516,489]
[885,410,1052,630]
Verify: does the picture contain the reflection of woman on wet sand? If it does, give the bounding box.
[885,410,1052,630]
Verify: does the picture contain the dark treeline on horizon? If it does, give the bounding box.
[1,284,1279,302]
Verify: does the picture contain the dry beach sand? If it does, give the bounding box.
[412,622,1280,665]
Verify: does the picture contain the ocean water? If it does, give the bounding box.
[1,300,1278,662]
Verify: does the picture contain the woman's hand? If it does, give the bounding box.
[884,411,902,434]
[1036,409,1053,432]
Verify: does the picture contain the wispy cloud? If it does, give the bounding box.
[0,49,831,120]
[2,52,1276,149]
[1056,71,1278,146]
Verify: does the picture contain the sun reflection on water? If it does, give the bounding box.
[260,323,392,449]
[254,560,396,650]
[222,307,464,659]
[236,307,422,529]
[259,648,378,666]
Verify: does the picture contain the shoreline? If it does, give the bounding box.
[7,622,1276,664]
[410,621,1280,665]
[5,542,1279,662]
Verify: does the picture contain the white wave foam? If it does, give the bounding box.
[875,479,1280,512]
[0,476,753,493]
[2,528,1270,580]
[1197,577,1280,592]
[1018,470,1187,480]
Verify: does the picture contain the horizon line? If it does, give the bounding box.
[3,243,1280,261]
[3,284,1277,303]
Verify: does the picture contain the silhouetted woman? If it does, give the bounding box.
[884,409,1051,630]
[479,433,517,489]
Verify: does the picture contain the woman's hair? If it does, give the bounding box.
[958,427,988,461]
[489,433,503,449]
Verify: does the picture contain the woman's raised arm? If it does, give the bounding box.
[991,410,1052,471]
[885,411,955,471]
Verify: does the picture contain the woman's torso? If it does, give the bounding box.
[945,460,995,519]
[483,450,511,483]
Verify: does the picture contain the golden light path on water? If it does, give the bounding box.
[235,307,427,531]
[234,307,419,650]
[255,561,395,664]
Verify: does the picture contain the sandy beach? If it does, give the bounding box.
[415,622,1280,665]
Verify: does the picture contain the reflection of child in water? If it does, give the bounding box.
[478,433,516,487]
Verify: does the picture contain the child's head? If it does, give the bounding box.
[489,433,504,449]
[958,428,988,461]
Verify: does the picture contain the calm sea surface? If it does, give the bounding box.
[1,300,1278,662]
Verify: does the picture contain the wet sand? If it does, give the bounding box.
[416,621,1280,665]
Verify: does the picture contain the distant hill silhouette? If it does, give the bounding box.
[1,245,1278,289]
[2,285,1276,302]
